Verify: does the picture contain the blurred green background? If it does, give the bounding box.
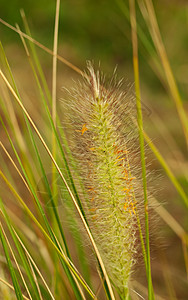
[1,0,188,81]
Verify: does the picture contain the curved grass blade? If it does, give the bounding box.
[0,169,96,299]
[0,277,30,300]
[0,204,42,300]
[0,220,24,300]
[0,18,85,77]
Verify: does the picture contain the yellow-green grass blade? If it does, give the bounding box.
[19,13,87,202]
[143,0,188,148]
[1,32,67,256]
[0,169,96,299]
[129,0,154,298]
[116,0,187,134]
[16,27,92,286]
[15,20,86,220]
[0,66,115,300]
[20,10,52,104]
[0,42,27,153]
[17,26,87,238]
[51,6,60,275]
[116,0,165,85]
[20,23,86,217]
[2,202,59,300]
[0,201,42,300]
[144,131,188,208]
[0,145,18,189]
[0,42,39,188]
[0,117,85,300]
[0,58,83,298]
[15,27,71,259]
[0,219,24,300]
[26,111,71,259]
[12,228,56,300]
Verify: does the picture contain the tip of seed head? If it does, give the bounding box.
[86,61,100,100]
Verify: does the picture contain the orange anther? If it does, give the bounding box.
[124,203,128,210]
[88,186,94,191]
[81,124,88,135]
[118,158,125,161]
[89,207,96,212]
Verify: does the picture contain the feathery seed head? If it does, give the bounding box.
[66,63,143,298]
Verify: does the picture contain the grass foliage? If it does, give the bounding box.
[0,1,187,299]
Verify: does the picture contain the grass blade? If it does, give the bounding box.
[144,131,188,208]
[143,0,188,148]
[0,169,95,299]
[129,0,153,298]
[0,200,42,300]
[0,220,24,300]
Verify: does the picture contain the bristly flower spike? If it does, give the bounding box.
[68,62,142,299]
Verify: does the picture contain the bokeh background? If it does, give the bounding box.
[0,0,188,299]
[1,1,188,79]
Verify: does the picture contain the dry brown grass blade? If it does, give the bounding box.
[150,196,187,240]
[0,18,85,77]
[0,277,30,300]
[150,196,188,276]
[131,280,166,300]
[159,252,178,300]
[150,113,188,179]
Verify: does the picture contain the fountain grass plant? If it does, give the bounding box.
[0,0,188,299]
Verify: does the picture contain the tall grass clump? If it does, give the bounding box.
[0,0,188,299]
